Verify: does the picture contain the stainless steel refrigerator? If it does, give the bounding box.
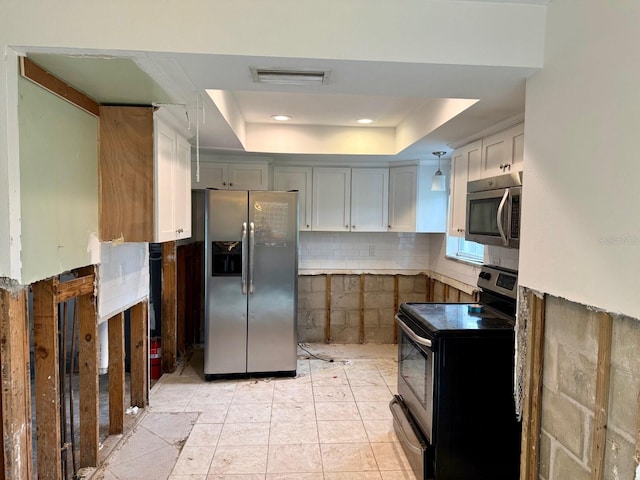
[204,189,298,379]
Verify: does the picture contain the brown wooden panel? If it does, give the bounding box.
[0,287,33,480]
[590,312,613,480]
[359,274,365,344]
[162,241,177,374]
[325,274,332,343]
[393,276,399,344]
[21,57,100,117]
[129,301,149,408]
[519,292,546,480]
[32,279,62,480]
[99,106,154,242]
[77,286,98,468]
[108,313,125,435]
[177,245,187,355]
[55,274,94,303]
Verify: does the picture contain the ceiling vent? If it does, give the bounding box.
[250,67,331,86]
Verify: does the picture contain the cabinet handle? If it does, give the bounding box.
[388,225,391,229]
[222,181,227,186]
[306,224,310,228]
[229,182,233,187]
[345,225,349,229]
[352,225,356,229]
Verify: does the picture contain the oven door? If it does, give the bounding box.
[395,313,434,443]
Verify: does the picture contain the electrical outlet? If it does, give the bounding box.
[368,245,376,256]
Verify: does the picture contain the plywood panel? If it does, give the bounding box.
[18,76,99,284]
[99,106,154,242]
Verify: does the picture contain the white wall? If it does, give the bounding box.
[520,0,640,319]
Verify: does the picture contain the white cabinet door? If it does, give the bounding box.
[192,162,269,190]
[175,135,192,239]
[228,163,269,190]
[351,168,389,232]
[388,166,417,232]
[480,122,524,178]
[449,140,481,237]
[154,118,192,242]
[273,166,312,231]
[312,167,351,231]
[155,119,177,243]
[192,162,226,189]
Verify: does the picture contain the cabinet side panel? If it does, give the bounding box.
[99,106,154,242]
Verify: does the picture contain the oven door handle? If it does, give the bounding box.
[395,315,433,348]
[389,398,425,455]
[497,189,510,247]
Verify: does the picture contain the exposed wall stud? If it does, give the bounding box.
[130,301,149,408]
[590,312,613,480]
[162,241,177,373]
[325,274,332,343]
[108,312,125,435]
[0,286,33,479]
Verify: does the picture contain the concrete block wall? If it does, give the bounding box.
[539,295,640,480]
[297,273,431,344]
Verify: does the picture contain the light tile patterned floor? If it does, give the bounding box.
[92,344,417,480]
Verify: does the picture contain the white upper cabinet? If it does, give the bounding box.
[351,168,389,232]
[388,164,447,233]
[311,167,389,232]
[191,161,269,190]
[273,166,313,231]
[479,122,524,178]
[449,140,481,237]
[312,167,352,231]
[154,117,192,242]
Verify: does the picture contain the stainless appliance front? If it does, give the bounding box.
[465,172,522,248]
[204,189,298,378]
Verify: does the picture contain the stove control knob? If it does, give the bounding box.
[479,272,492,280]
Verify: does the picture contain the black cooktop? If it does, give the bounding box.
[399,302,515,336]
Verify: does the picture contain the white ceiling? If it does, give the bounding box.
[26,0,546,163]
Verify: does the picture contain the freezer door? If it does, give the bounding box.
[246,191,298,374]
[204,190,249,375]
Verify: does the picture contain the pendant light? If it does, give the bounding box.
[431,151,446,191]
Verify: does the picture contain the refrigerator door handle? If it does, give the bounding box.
[241,222,248,295]
[249,222,255,294]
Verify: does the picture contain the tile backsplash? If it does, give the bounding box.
[299,231,430,271]
[299,232,521,288]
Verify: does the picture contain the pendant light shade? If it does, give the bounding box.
[431,151,446,191]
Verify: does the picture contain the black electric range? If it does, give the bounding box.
[391,265,521,480]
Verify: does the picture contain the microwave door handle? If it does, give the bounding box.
[241,223,248,295]
[395,315,432,348]
[497,189,510,247]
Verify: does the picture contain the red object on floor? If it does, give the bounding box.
[150,337,162,380]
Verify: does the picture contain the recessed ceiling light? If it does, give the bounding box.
[357,118,373,124]
[271,114,292,121]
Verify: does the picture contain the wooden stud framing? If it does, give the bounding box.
[0,287,33,480]
[590,312,613,480]
[519,292,546,480]
[20,57,100,117]
[162,241,177,374]
[76,266,98,468]
[359,274,365,344]
[55,274,94,303]
[325,275,332,343]
[393,276,399,344]
[32,278,62,480]
[130,301,149,408]
[108,312,125,435]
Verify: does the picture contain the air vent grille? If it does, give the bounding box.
[250,67,330,85]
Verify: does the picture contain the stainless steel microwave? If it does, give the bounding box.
[466,172,522,248]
